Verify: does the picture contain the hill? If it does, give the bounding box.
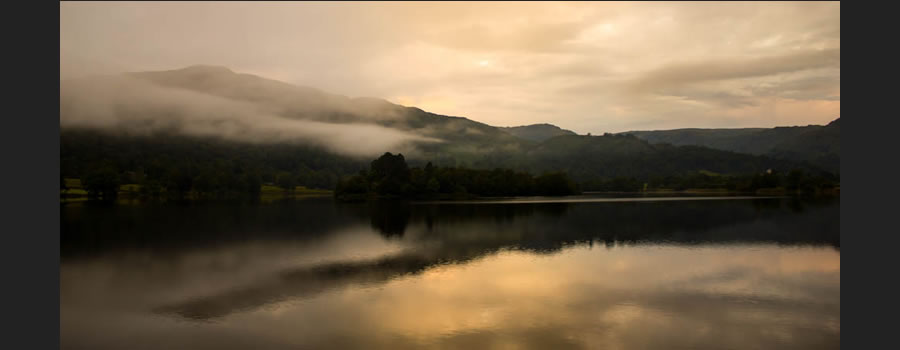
[61,65,836,195]
[501,124,577,142]
[127,65,529,161]
[509,133,818,181]
[623,118,840,173]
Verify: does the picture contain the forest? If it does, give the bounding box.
[334,152,580,200]
[61,130,839,201]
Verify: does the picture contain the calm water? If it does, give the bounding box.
[61,195,840,349]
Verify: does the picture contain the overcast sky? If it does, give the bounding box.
[60,1,840,133]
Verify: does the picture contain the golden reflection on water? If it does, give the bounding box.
[204,244,838,350]
[61,197,840,349]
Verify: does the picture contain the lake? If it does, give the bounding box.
[60,195,840,349]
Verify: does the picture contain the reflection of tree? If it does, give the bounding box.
[788,197,806,213]
[65,197,838,261]
[755,197,785,210]
[415,203,570,228]
[360,201,574,237]
[369,201,410,238]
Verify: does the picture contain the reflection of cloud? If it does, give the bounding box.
[324,246,840,350]
[138,198,840,322]
[373,247,839,349]
[62,199,840,349]
[152,251,437,320]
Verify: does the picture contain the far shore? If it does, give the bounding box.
[61,177,839,204]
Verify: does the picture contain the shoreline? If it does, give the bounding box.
[62,186,839,204]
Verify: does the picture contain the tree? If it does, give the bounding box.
[535,172,578,196]
[424,162,435,177]
[192,171,219,197]
[164,168,193,198]
[335,175,370,198]
[241,172,262,197]
[369,153,411,196]
[139,178,163,198]
[275,171,297,192]
[786,169,804,191]
[82,165,121,199]
[426,177,440,194]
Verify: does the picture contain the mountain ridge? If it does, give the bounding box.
[60,65,839,193]
[621,118,840,173]
[501,123,577,142]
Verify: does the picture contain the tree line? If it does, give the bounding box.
[581,169,839,194]
[335,152,580,200]
[61,129,364,199]
[61,130,839,200]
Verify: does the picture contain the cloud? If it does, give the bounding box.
[60,75,439,158]
[60,2,840,133]
[427,20,591,53]
[630,49,840,93]
[749,74,840,101]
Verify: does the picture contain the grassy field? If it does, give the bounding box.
[62,178,141,195]
[61,178,89,198]
[64,178,83,189]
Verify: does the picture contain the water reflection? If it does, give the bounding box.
[61,196,839,350]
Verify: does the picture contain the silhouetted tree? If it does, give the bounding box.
[369,153,412,196]
[82,165,120,199]
[336,155,579,200]
[275,171,297,192]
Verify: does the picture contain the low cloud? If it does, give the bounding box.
[60,75,439,158]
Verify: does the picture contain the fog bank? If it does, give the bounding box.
[60,75,439,158]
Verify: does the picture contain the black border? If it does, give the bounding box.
[9,0,60,349]
[842,2,895,349]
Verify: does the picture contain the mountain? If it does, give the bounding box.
[60,65,836,193]
[622,118,840,173]
[501,124,577,142]
[507,134,814,181]
[768,118,840,173]
[126,65,529,160]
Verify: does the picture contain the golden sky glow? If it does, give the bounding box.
[60,2,840,133]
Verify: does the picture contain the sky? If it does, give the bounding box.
[60,1,840,134]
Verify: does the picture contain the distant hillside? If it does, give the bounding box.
[501,124,577,142]
[61,65,836,194]
[768,118,840,173]
[623,118,840,173]
[69,65,530,160]
[508,134,817,181]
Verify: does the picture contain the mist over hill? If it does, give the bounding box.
[60,66,837,193]
[62,65,527,160]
